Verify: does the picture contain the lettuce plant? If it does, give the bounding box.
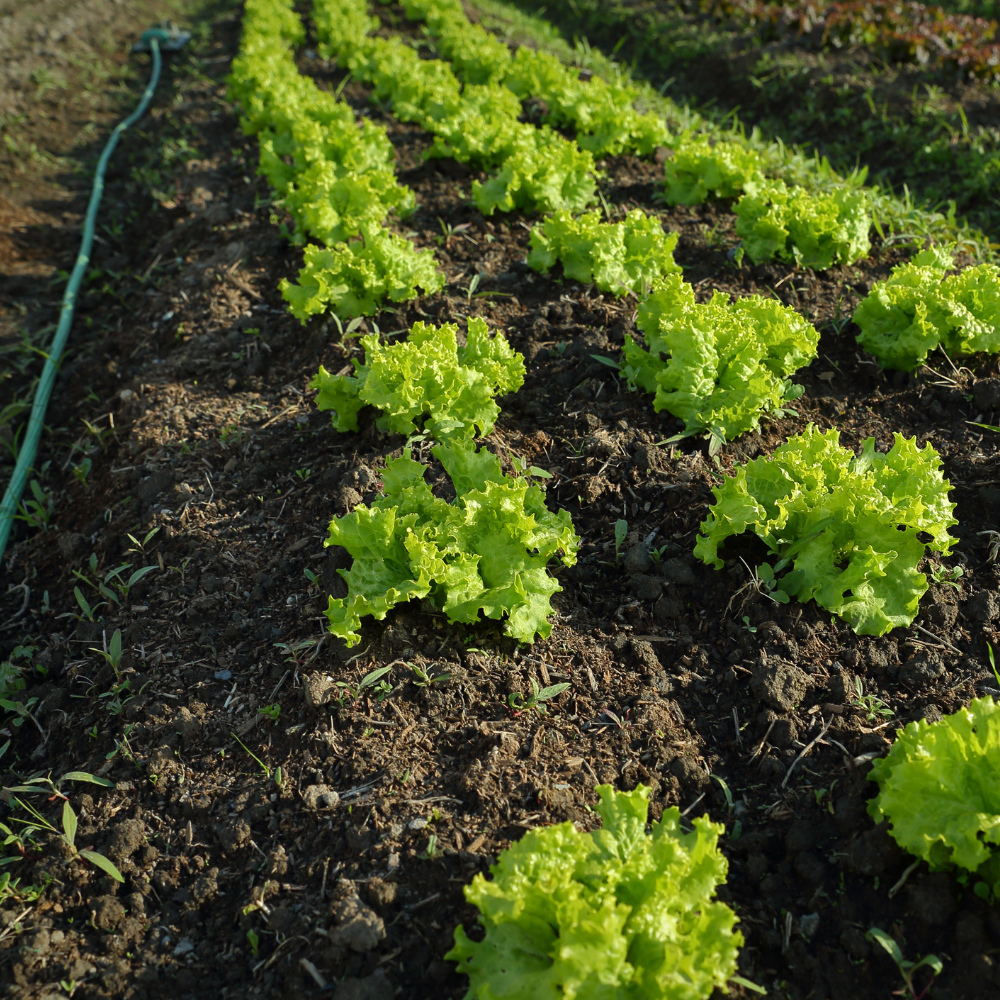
[313,0,597,215]
[662,135,765,205]
[868,697,1000,893]
[471,127,598,217]
[446,783,742,1000]
[402,0,670,156]
[229,0,415,245]
[311,318,524,439]
[402,0,512,86]
[229,0,435,321]
[735,179,871,270]
[527,208,680,296]
[503,47,670,157]
[280,225,444,321]
[324,444,578,646]
[695,425,957,636]
[620,274,818,446]
[854,246,1000,370]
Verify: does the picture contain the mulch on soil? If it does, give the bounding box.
[3,3,1000,999]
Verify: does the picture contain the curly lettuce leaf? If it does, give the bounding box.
[472,127,597,216]
[446,784,742,1000]
[623,275,818,443]
[280,226,444,321]
[695,424,957,635]
[855,247,1000,370]
[402,0,512,86]
[869,697,1000,877]
[662,135,765,205]
[314,0,597,217]
[504,47,670,157]
[403,0,669,156]
[527,208,680,297]
[310,317,524,439]
[324,445,578,646]
[735,179,871,270]
[230,0,414,249]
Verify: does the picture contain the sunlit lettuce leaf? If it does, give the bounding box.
[527,208,680,296]
[310,317,524,438]
[855,247,1000,370]
[403,0,669,156]
[735,179,871,270]
[663,135,765,205]
[280,226,444,321]
[402,0,513,85]
[472,127,597,216]
[313,0,596,217]
[324,444,578,646]
[504,47,670,157]
[868,698,1000,878]
[229,0,414,249]
[446,784,741,1000]
[622,275,818,442]
[695,425,957,635]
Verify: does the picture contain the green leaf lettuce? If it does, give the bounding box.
[695,425,957,635]
[280,225,444,321]
[869,697,1000,885]
[325,444,578,646]
[527,208,680,297]
[855,246,1000,370]
[735,179,870,270]
[620,274,818,443]
[446,784,742,1000]
[311,317,524,439]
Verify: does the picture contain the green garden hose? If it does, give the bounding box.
[0,26,188,567]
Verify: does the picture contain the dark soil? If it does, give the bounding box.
[2,3,1000,999]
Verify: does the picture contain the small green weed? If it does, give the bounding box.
[867,927,942,999]
[507,679,571,717]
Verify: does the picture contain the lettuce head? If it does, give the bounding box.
[695,425,957,635]
[869,697,1000,891]
[447,784,742,1000]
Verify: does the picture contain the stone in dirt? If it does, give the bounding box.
[90,895,126,931]
[659,557,695,585]
[653,595,683,622]
[582,429,617,457]
[925,586,958,628]
[104,818,146,865]
[303,672,335,708]
[629,573,662,601]
[629,637,661,673]
[669,756,710,796]
[906,872,957,927]
[623,543,652,575]
[328,895,386,952]
[845,821,904,876]
[172,706,203,740]
[751,659,810,712]
[303,784,340,810]
[973,377,1000,410]
[899,649,946,688]
[215,817,251,853]
[137,469,173,504]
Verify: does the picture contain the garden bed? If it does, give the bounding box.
[2,2,1000,999]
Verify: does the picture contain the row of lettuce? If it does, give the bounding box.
[227,3,1000,996]
[227,0,927,324]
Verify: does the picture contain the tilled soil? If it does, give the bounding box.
[2,4,1000,1000]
